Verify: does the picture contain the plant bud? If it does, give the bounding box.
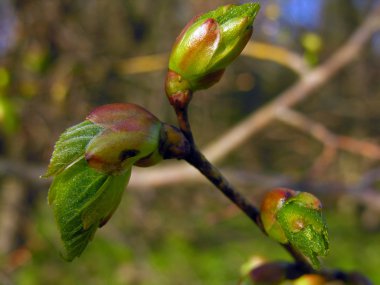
[260,188,297,244]
[85,103,163,174]
[45,103,194,261]
[249,261,288,285]
[293,274,326,285]
[346,272,373,285]
[158,123,191,159]
[260,188,329,268]
[165,3,260,106]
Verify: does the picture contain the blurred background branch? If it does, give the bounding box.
[117,40,311,76]
[275,107,380,160]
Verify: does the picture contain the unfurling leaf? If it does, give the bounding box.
[260,188,329,268]
[48,158,130,261]
[45,103,166,260]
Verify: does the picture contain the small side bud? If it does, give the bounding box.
[249,261,288,284]
[293,274,326,285]
[260,188,329,268]
[165,70,193,108]
[159,123,191,159]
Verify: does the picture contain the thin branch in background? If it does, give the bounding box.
[242,41,310,75]
[309,146,338,177]
[118,53,168,75]
[275,108,380,159]
[117,41,309,76]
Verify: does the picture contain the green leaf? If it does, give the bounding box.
[277,201,329,268]
[48,158,130,261]
[44,120,103,177]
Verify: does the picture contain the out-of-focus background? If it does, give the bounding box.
[0,0,380,284]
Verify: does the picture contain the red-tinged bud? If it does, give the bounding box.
[260,188,297,244]
[165,3,260,107]
[86,103,159,130]
[260,188,329,268]
[85,103,163,174]
[165,70,193,109]
[170,18,221,82]
[249,261,288,285]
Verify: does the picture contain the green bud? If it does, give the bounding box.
[166,3,260,106]
[260,188,329,268]
[85,103,163,174]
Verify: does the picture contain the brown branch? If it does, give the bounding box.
[182,138,312,268]
[185,148,262,226]
[0,157,294,190]
[118,53,168,75]
[275,108,380,160]
[174,105,195,145]
[242,41,310,74]
[309,146,338,177]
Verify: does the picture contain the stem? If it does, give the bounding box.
[185,145,313,269]
[282,244,314,272]
[185,147,261,227]
[174,106,194,145]
[166,79,314,267]
[170,102,314,270]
